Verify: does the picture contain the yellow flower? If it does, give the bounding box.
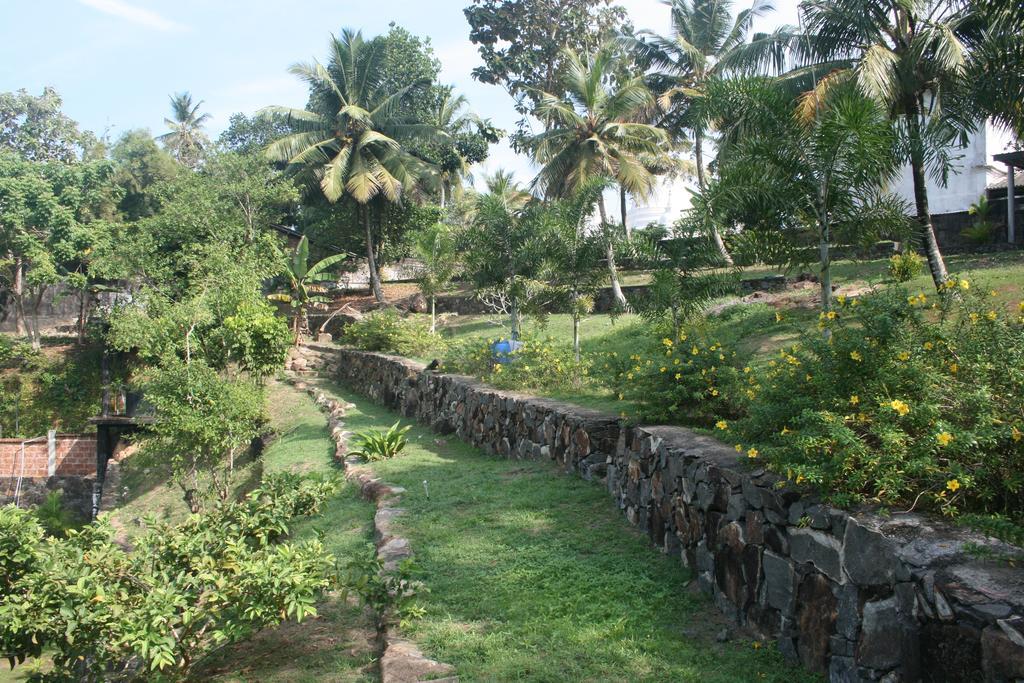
[969,312,980,324]
[716,420,728,430]
[662,338,674,347]
[889,399,910,416]
[747,448,759,459]
[826,311,837,320]
[946,479,961,492]
[897,351,910,361]
[743,366,751,374]
[617,393,624,400]
[795,474,806,485]
[949,363,958,374]
[711,388,719,396]
[837,295,846,305]
[936,432,953,447]
[849,395,860,405]
[691,346,699,355]
[986,310,997,321]
[660,366,667,373]
[960,279,970,290]
[1012,426,1022,442]
[775,312,783,323]
[850,351,863,362]
[675,373,682,380]
[627,373,634,380]
[735,444,743,452]
[923,341,934,351]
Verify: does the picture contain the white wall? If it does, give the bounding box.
[888,121,1014,214]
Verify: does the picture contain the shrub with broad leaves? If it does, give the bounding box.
[0,473,338,680]
[342,308,446,357]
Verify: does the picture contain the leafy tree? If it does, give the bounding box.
[268,235,346,342]
[0,87,99,162]
[0,153,119,345]
[623,0,793,264]
[411,222,458,332]
[465,0,629,149]
[706,78,908,313]
[798,0,974,290]
[139,358,266,511]
[110,128,180,220]
[217,112,291,155]
[262,29,439,303]
[529,45,668,309]
[539,181,608,359]
[460,171,545,338]
[158,91,212,168]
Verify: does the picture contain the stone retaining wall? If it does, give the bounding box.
[293,343,1024,682]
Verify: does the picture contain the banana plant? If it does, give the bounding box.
[268,236,345,343]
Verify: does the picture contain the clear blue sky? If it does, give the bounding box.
[0,0,798,183]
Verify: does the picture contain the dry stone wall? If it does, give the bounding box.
[291,343,1024,682]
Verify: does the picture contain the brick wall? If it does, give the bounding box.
[0,434,97,479]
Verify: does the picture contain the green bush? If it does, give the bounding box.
[442,334,591,392]
[32,491,84,538]
[342,308,445,357]
[0,473,338,680]
[887,252,924,282]
[734,283,1024,515]
[608,331,748,426]
[350,421,412,461]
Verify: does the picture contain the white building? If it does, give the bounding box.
[624,121,1017,230]
[888,120,1015,214]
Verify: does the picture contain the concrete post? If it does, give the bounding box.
[47,429,56,477]
[1008,165,1017,245]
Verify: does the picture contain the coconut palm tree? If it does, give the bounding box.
[623,0,792,265]
[425,90,477,208]
[260,29,438,303]
[796,0,975,290]
[528,45,668,309]
[157,92,211,167]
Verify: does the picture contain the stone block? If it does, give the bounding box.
[763,550,797,614]
[857,596,919,673]
[843,517,900,586]
[790,527,843,583]
[795,572,838,673]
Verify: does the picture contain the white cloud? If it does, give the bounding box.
[77,0,187,32]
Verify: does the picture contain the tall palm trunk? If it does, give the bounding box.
[597,195,628,309]
[695,133,734,266]
[362,204,385,303]
[905,101,949,290]
[620,186,631,240]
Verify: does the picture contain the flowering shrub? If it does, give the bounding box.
[608,332,748,425]
[732,283,1024,515]
[887,252,924,282]
[442,334,590,392]
[342,308,445,357]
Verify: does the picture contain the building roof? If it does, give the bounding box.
[993,151,1024,167]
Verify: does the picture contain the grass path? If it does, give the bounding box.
[317,379,820,683]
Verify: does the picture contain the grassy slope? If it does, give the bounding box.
[420,252,1024,417]
[321,380,819,683]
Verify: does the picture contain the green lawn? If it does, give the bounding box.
[317,380,819,683]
